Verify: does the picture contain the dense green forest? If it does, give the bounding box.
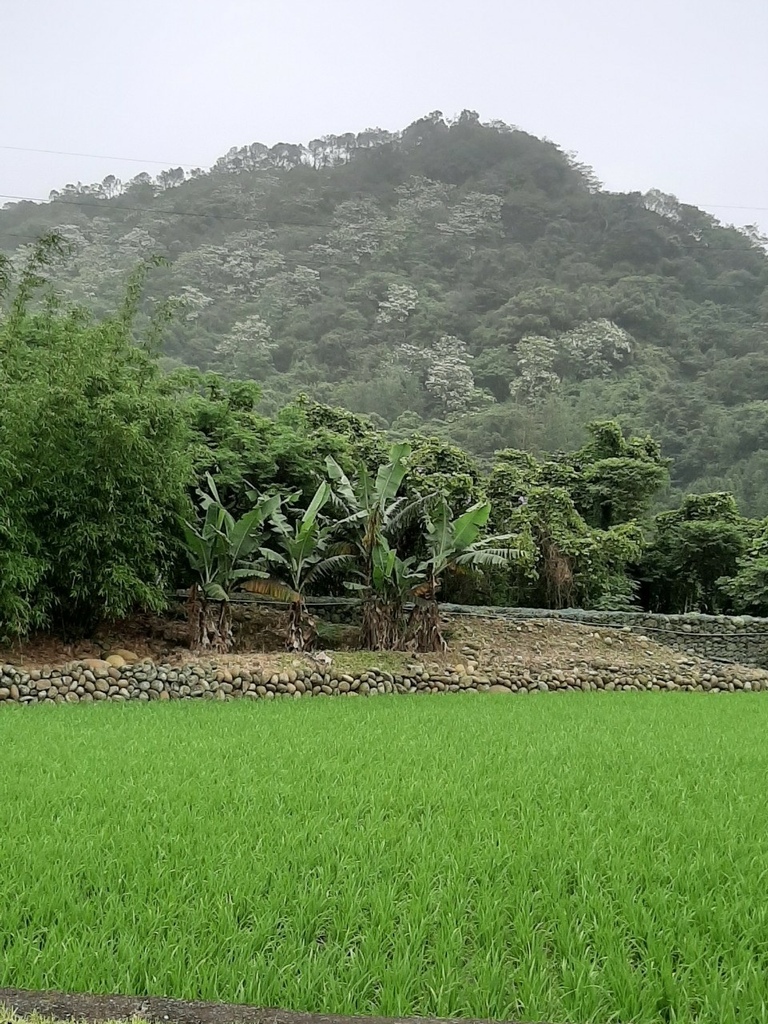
[3,235,768,646]
[2,111,768,514]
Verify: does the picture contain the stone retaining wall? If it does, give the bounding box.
[436,606,768,668]
[1,653,767,707]
[244,599,768,668]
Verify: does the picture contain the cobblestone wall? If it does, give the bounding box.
[1,650,766,706]
[4,603,768,709]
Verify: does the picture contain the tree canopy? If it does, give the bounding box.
[3,112,767,513]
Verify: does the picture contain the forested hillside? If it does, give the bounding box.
[3,110,768,511]
[4,229,768,637]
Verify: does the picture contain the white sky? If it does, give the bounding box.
[2,0,767,233]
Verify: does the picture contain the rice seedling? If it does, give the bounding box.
[1,695,767,1024]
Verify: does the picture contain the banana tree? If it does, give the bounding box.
[325,443,424,649]
[181,473,280,651]
[242,481,355,651]
[409,498,520,651]
[346,536,424,650]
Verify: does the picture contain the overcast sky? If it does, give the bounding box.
[2,0,767,233]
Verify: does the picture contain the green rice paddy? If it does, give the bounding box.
[1,695,768,1024]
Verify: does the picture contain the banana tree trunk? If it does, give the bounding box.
[286,598,316,652]
[407,582,446,652]
[361,596,406,651]
[187,585,233,653]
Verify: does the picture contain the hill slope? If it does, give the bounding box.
[2,111,768,511]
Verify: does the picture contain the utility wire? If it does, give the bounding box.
[0,144,203,169]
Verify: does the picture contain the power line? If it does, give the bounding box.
[702,204,768,213]
[0,144,203,169]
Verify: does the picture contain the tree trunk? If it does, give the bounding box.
[360,596,406,651]
[541,536,573,609]
[286,599,316,652]
[407,598,447,653]
[187,585,233,653]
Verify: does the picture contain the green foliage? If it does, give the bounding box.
[718,521,768,615]
[4,115,767,512]
[177,379,375,515]
[296,396,388,471]
[181,473,282,651]
[402,434,485,513]
[409,499,520,649]
[325,442,415,557]
[243,482,356,650]
[181,473,280,601]
[0,235,761,634]
[639,493,748,613]
[0,236,192,640]
[486,436,648,610]
[420,499,518,584]
[321,441,518,650]
[325,442,421,648]
[568,422,670,529]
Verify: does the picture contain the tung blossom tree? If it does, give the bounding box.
[510,335,560,403]
[376,283,419,324]
[216,314,276,375]
[400,335,486,416]
[560,318,633,376]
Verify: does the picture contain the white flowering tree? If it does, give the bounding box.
[510,335,560,403]
[216,314,276,376]
[259,264,322,320]
[394,176,454,218]
[643,189,683,222]
[25,222,161,307]
[168,285,214,322]
[289,265,322,304]
[438,192,504,240]
[174,230,285,300]
[376,283,419,324]
[559,318,633,377]
[313,198,391,264]
[511,321,634,401]
[400,335,485,416]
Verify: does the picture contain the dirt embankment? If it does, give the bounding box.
[2,610,767,696]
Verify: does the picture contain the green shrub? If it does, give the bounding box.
[0,238,192,638]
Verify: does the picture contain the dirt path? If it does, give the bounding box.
[0,988,538,1024]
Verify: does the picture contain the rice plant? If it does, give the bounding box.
[1,695,767,1024]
